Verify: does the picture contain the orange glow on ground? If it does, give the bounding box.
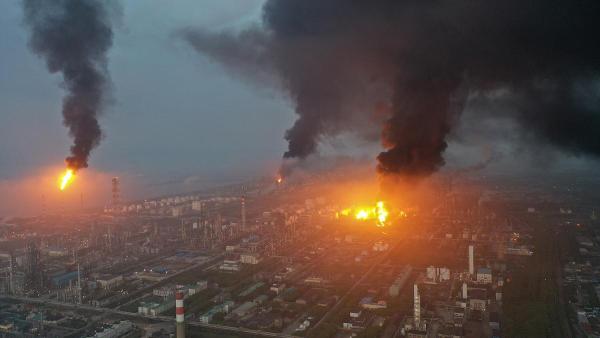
[0,165,117,216]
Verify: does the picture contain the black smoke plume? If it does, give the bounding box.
[183,1,600,176]
[23,0,116,171]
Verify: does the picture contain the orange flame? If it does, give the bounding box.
[344,201,390,227]
[59,169,75,191]
[276,177,282,184]
[375,201,389,227]
[355,209,370,220]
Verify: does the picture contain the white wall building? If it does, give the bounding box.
[476,267,492,284]
[240,253,261,265]
[192,200,203,211]
[426,266,450,283]
[96,275,123,290]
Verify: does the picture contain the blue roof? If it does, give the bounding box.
[52,271,78,286]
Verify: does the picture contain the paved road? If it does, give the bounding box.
[555,227,574,338]
[1,295,299,338]
[0,252,300,338]
[308,239,400,335]
[113,253,224,309]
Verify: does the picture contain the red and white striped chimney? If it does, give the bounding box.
[175,290,185,338]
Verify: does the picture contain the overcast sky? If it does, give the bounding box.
[0,1,598,217]
[0,0,296,186]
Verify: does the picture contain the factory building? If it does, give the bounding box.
[96,274,123,290]
[389,265,412,297]
[476,267,492,284]
[87,321,134,338]
[199,301,234,324]
[425,266,450,283]
[240,253,261,265]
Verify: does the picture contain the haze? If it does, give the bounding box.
[1,0,598,216]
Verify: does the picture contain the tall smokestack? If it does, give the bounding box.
[22,0,118,172]
[413,283,421,329]
[9,253,15,295]
[112,177,120,212]
[77,263,82,304]
[468,245,475,277]
[176,290,185,338]
[241,197,246,232]
[107,224,112,250]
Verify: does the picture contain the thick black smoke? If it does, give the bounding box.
[23,0,116,171]
[183,1,600,176]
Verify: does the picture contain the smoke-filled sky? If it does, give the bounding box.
[1,0,599,216]
[0,1,292,194]
[184,0,600,178]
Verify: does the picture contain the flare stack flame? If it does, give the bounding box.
[59,169,75,191]
[23,0,117,180]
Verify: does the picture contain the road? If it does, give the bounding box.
[555,227,575,338]
[1,295,299,338]
[112,253,224,309]
[307,239,400,335]
[1,252,300,338]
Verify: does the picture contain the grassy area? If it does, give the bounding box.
[119,299,141,313]
[503,301,557,338]
[206,258,278,289]
[307,305,328,318]
[502,218,566,338]
[233,282,268,302]
[170,265,211,285]
[356,326,384,338]
[185,288,221,315]
[309,323,337,338]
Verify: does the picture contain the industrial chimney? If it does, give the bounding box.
[413,283,421,329]
[241,197,246,232]
[468,244,474,277]
[176,290,185,338]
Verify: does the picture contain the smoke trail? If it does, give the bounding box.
[22,0,117,171]
[183,1,600,177]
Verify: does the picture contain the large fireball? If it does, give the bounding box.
[340,201,390,227]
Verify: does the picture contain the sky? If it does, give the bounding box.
[1,1,598,217]
[0,0,299,215]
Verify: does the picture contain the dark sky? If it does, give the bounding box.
[0,0,598,216]
[0,0,293,184]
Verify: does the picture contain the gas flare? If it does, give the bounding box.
[59,169,75,191]
[23,0,117,175]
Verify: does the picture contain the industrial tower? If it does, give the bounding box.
[176,290,186,338]
[414,283,421,329]
[468,244,475,277]
[112,177,120,211]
